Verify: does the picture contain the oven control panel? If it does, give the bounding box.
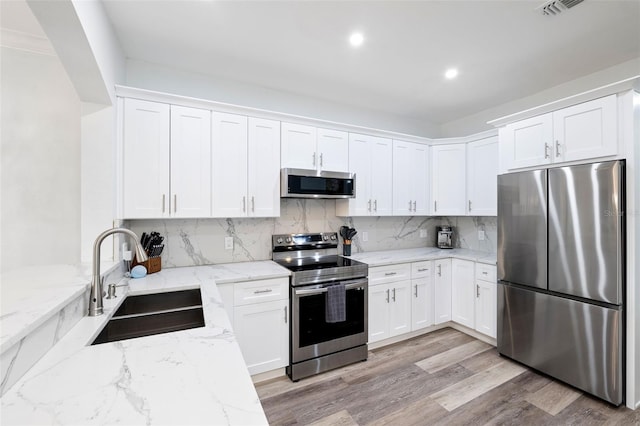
[272,232,338,251]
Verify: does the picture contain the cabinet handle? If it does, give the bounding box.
[174,194,177,213]
[477,284,480,298]
[544,143,550,159]
[438,264,442,276]
[162,194,166,214]
[320,152,323,167]
[284,306,288,324]
[418,268,428,272]
[312,152,316,167]
[386,289,390,303]
[555,140,561,158]
[413,201,416,212]
[434,200,437,212]
[468,200,472,212]
[392,288,396,302]
[251,196,255,212]
[409,200,413,211]
[374,199,377,212]
[242,196,246,213]
[482,271,488,275]
[414,284,418,298]
[384,272,397,276]
[368,199,372,212]
[254,289,273,294]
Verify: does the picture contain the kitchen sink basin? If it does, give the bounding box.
[91,289,205,345]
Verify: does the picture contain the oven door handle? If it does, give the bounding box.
[295,276,367,287]
[294,280,366,296]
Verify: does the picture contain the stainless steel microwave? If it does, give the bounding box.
[281,168,356,199]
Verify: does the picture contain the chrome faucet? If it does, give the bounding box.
[89,228,148,316]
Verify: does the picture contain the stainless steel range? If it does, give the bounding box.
[272,232,368,381]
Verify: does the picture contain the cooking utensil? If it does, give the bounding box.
[347,228,357,240]
[340,226,349,241]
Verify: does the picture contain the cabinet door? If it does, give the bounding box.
[212,112,248,217]
[451,259,475,328]
[467,137,498,216]
[434,259,452,324]
[123,98,170,218]
[431,144,466,215]
[392,141,413,216]
[553,95,617,163]
[475,279,497,339]
[337,133,372,216]
[411,277,434,331]
[281,122,317,170]
[370,136,393,216]
[368,284,390,343]
[412,143,430,216]
[248,118,280,217]
[317,128,348,172]
[170,106,211,218]
[389,281,412,337]
[233,299,288,375]
[504,114,553,170]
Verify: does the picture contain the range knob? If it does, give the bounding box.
[323,235,329,241]
[276,237,283,244]
[285,237,292,243]
[330,234,337,240]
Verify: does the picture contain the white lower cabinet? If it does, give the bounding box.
[475,264,497,339]
[368,264,412,343]
[434,259,452,324]
[411,261,434,331]
[218,278,289,375]
[451,259,475,329]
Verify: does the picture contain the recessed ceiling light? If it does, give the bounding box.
[445,68,459,80]
[349,32,364,47]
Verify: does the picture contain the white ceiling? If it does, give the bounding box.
[5,1,640,126]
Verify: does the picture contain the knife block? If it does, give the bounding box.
[132,255,162,274]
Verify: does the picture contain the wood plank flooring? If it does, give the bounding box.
[256,328,640,425]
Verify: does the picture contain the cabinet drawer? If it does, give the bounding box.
[234,278,289,306]
[411,261,432,279]
[476,263,496,282]
[369,263,411,286]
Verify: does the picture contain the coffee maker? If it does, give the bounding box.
[436,226,453,249]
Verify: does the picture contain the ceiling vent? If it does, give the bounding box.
[537,0,584,15]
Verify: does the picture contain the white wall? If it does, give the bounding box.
[125,59,441,138]
[440,57,640,137]
[0,45,81,271]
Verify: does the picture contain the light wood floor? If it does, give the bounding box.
[256,328,639,425]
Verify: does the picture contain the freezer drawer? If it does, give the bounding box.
[548,160,624,304]
[497,170,547,290]
[497,283,623,405]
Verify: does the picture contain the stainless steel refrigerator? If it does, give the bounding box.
[497,160,625,406]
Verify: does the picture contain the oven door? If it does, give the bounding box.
[291,278,368,363]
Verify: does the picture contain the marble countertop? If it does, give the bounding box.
[350,247,497,267]
[1,262,290,426]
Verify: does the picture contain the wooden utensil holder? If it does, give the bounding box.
[132,255,162,274]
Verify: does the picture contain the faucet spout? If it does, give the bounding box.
[89,228,148,316]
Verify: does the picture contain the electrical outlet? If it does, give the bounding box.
[478,230,485,241]
[224,237,234,250]
[362,231,368,242]
[420,229,427,238]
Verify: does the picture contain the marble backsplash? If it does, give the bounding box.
[126,199,497,267]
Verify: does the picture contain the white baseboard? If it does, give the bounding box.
[251,368,286,384]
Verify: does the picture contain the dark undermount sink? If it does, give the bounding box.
[91,289,205,345]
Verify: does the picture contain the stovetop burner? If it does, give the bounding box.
[274,254,362,272]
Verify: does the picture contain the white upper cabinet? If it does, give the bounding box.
[281,123,348,172]
[317,128,349,172]
[431,144,466,215]
[502,95,617,171]
[212,113,281,218]
[122,99,211,219]
[393,141,429,216]
[212,112,248,218]
[336,133,392,216]
[466,137,498,216]
[170,106,212,218]
[247,118,281,217]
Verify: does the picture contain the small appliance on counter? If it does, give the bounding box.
[436,226,453,249]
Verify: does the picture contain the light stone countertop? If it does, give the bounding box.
[1,261,290,426]
[350,247,497,267]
